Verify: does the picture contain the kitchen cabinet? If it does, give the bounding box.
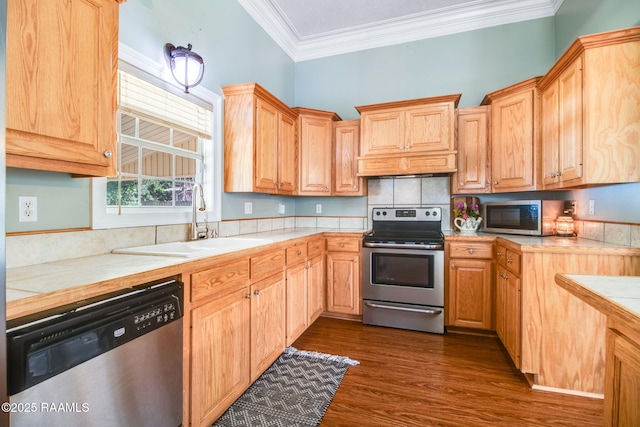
[333,120,367,196]
[223,83,298,195]
[481,77,542,193]
[285,238,325,345]
[538,27,640,188]
[451,106,491,194]
[446,241,494,330]
[605,327,640,426]
[189,251,286,426]
[326,235,362,317]
[5,0,122,176]
[355,95,460,176]
[495,243,522,368]
[294,107,340,196]
[189,257,251,426]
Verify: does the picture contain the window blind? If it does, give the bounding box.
[118,71,213,140]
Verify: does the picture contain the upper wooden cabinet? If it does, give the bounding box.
[293,107,340,196]
[223,83,298,195]
[452,106,491,194]
[538,27,640,189]
[333,120,367,196]
[481,77,542,193]
[355,94,460,176]
[6,0,121,176]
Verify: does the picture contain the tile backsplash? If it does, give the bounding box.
[367,176,452,230]
[6,215,367,269]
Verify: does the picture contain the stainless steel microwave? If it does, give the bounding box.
[482,200,564,236]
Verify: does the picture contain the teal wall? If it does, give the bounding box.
[293,18,556,118]
[5,0,640,232]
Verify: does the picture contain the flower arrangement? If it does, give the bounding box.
[453,202,480,220]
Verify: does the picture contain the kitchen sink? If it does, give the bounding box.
[113,237,274,258]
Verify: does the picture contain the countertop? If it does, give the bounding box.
[6,228,366,321]
[444,230,640,254]
[555,274,640,336]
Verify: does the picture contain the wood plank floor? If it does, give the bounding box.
[293,317,604,426]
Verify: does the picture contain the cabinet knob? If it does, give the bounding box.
[339,243,345,247]
[353,185,358,189]
[245,293,251,299]
[507,259,513,264]
[493,181,499,185]
[254,289,260,296]
[103,150,113,158]
[497,252,503,256]
[460,182,464,186]
[353,258,358,263]
[451,264,456,269]
[297,250,302,256]
[468,248,475,254]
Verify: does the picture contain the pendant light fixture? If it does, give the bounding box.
[164,43,205,93]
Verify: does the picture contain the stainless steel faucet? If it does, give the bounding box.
[190,183,208,240]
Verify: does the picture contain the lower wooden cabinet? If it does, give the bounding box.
[191,287,251,426]
[604,324,640,426]
[307,254,325,324]
[495,244,522,369]
[286,261,308,345]
[446,241,494,330]
[250,273,286,381]
[326,236,362,316]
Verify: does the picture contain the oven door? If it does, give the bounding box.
[362,246,444,307]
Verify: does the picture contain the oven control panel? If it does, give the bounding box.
[372,207,441,222]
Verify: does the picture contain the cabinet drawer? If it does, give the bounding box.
[505,250,521,275]
[307,238,324,258]
[326,237,360,253]
[191,257,249,302]
[251,249,285,281]
[286,243,308,266]
[449,242,493,259]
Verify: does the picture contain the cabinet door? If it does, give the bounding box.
[326,252,361,315]
[496,265,521,368]
[251,273,286,381]
[448,258,493,330]
[360,109,404,155]
[286,262,308,345]
[604,329,640,426]
[298,114,332,195]
[254,98,280,193]
[452,107,490,193]
[6,0,118,176]
[334,121,366,196]
[405,103,454,152]
[557,57,583,183]
[307,255,325,324]
[191,288,250,426]
[491,89,536,192]
[541,81,561,186]
[277,111,298,194]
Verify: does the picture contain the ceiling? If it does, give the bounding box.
[237,0,564,62]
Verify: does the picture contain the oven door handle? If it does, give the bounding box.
[363,242,443,250]
[365,302,443,315]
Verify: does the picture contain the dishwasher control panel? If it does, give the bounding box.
[133,299,180,331]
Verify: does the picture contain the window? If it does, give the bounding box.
[92,45,221,229]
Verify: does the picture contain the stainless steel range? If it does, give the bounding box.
[362,207,445,334]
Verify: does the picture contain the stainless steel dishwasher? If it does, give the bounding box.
[7,277,184,427]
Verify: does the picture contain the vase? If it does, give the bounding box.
[454,217,482,235]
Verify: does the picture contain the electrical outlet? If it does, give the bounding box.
[278,203,286,215]
[588,199,595,215]
[315,204,322,214]
[19,196,38,222]
[244,202,253,215]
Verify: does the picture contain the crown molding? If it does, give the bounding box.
[237,0,565,62]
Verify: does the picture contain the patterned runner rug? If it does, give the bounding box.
[213,346,359,427]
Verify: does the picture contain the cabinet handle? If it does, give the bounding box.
[254,289,260,296]
[507,259,513,264]
[493,181,499,185]
[339,243,345,248]
[353,185,358,189]
[468,248,475,254]
[297,250,302,256]
[460,182,464,186]
[497,252,503,256]
[353,258,358,263]
[245,293,251,299]
[451,264,456,269]
[103,150,113,158]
